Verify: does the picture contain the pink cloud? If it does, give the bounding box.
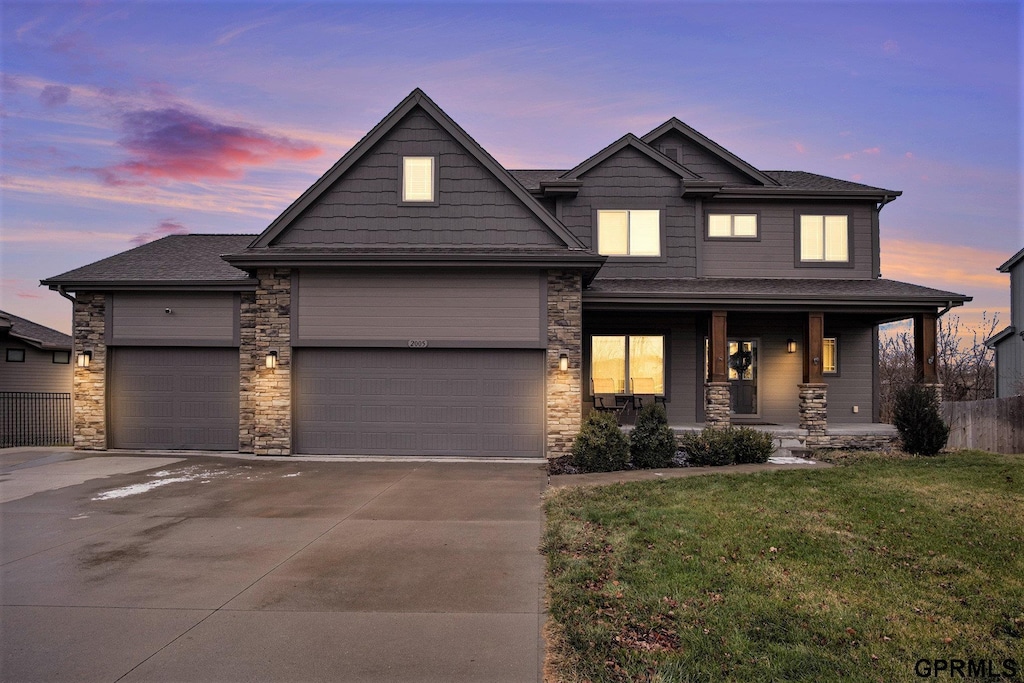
[130,219,189,246]
[97,107,322,184]
[39,84,71,108]
[792,141,806,154]
[16,290,44,300]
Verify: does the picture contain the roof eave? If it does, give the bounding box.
[42,280,257,292]
[709,187,902,200]
[583,291,971,308]
[997,247,1024,272]
[984,325,1017,347]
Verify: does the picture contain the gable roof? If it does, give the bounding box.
[998,246,1024,272]
[641,118,780,187]
[0,310,72,350]
[985,325,1018,347]
[249,88,586,251]
[561,133,702,182]
[41,235,256,290]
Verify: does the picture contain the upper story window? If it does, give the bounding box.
[597,210,660,257]
[708,213,758,238]
[402,156,435,202]
[800,215,849,262]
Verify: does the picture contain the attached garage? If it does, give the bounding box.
[293,348,545,457]
[109,347,239,450]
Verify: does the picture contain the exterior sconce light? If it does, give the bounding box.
[266,350,279,369]
[558,353,569,372]
[786,339,797,353]
[927,356,935,365]
[812,356,820,366]
[77,350,92,368]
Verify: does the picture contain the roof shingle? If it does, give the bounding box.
[0,310,72,349]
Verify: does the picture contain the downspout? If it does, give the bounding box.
[873,194,897,279]
[53,285,76,306]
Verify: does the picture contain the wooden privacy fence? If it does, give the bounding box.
[942,395,1024,454]
[0,392,72,448]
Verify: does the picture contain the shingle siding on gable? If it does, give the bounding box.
[560,146,697,278]
[649,131,754,185]
[276,109,561,247]
[701,201,876,279]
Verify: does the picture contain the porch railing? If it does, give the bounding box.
[0,392,72,447]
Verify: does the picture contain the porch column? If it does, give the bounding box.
[799,312,829,447]
[914,310,943,405]
[705,310,730,427]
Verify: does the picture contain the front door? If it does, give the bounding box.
[728,340,757,415]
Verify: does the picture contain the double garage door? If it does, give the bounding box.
[109,347,545,457]
[293,348,545,457]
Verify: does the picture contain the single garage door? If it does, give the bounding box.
[109,347,239,450]
[294,348,544,457]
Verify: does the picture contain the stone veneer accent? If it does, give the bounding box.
[243,268,292,456]
[546,271,583,459]
[827,432,898,451]
[798,383,829,448]
[920,383,944,409]
[704,382,731,427]
[73,292,106,450]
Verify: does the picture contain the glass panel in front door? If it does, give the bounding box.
[728,340,757,415]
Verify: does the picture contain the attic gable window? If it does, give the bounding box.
[708,213,758,238]
[402,156,435,202]
[597,210,660,257]
[800,215,849,262]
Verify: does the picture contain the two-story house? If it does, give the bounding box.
[986,248,1024,397]
[43,89,970,458]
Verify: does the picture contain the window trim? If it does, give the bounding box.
[705,209,761,241]
[6,348,25,362]
[53,350,71,364]
[400,155,439,206]
[587,332,670,399]
[593,208,667,262]
[794,210,855,268]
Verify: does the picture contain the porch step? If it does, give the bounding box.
[775,437,812,459]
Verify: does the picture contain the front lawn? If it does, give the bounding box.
[542,451,1024,682]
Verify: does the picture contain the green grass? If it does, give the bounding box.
[542,451,1024,682]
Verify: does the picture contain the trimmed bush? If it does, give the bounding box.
[892,384,949,456]
[571,410,630,473]
[731,426,774,464]
[629,404,678,469]
[679,428,734,466]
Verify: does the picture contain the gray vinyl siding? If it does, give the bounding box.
[823,319,875,423]
[1011,261,1023,329]
[702,202,875,279]
[276,109,561,247]
[0,340,72,393]
[994,336,1024,397]
[294,270,545,347]
[648,131,754,184]
[109,293,237,345]
[561,146,696,278]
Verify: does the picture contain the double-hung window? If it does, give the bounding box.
[402,156,435,202]
[590,335,665,395]
[708,213,758,238]
[800,215,849,262]
[597,210,660,256]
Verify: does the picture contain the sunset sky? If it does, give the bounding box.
[1,1,1020,336]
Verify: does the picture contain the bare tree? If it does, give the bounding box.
[878,312,999,421]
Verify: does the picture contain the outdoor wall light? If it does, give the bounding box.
[558,353,569,372]
[266,350,279,369]
[786,339,797,353]
[927,355,935,365]
[77,350,92,368]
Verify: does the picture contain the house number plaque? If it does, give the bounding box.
[408,340,428,348]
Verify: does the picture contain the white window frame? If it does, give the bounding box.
[402,156,435,203]
[596,210,661,257]
[800,214,849,262]
[708,213,758,239]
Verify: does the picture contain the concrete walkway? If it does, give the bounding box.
[1,449,548,682]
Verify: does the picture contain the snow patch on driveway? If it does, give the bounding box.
[92,466,227,500]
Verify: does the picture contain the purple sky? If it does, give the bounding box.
[2,1,1020,336]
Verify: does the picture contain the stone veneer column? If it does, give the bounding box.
[798,383,829,448]
[920,383,944,409]
[704,382,731,428]
[546,271,582,460]
[238,290,258,453]
[248,268,292,456]
[73,292,106,450]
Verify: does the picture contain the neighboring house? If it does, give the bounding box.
[42,89,970,457]
[985,247,1024,397]
[0,310,73,446]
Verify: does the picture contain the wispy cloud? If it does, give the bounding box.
[214,20,270,46]
[130,219,188,246]
[882,237,1009,291]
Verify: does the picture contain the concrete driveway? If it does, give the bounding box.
[0,449,548,682]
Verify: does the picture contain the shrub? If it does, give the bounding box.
[629,404,678,469]
[571,410,630,472]
[731,426,775,464]
[679,428,734,466]
[892,384,949,456]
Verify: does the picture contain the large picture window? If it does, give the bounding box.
[597,210,660,256]
[590,335,665,394]
[800,215,849,262]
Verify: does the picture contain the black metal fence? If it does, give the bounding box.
[0,392,72,447]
